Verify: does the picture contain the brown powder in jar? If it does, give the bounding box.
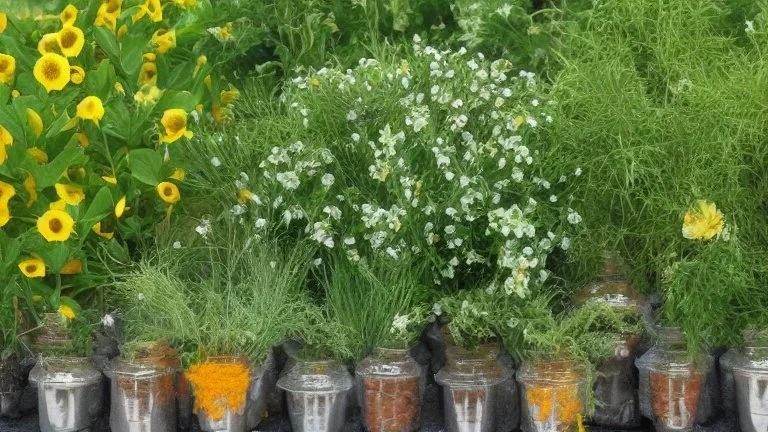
[650,371,702,429]
[362,375,420,432]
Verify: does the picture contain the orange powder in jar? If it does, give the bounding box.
[184,361,250,421]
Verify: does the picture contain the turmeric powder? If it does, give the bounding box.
[185,361,250,421]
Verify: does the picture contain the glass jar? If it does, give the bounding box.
[277,358,353,432]
[435,343,511,432]
[636,327,709,432]
[518,359,587,432]
[572,251,645,310]
[32,313,73,354]
[105,349,180,432]
[590,335,642,427]
[187,356,251,432]
[732,340,768,432]
[28,356,104,432]
[356,348,423,432]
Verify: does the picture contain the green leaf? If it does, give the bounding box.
[77,187,114,236]
[35,242,71,274]
[0,231,21,276]
[120,34,146,78]
[128,148,163,186]
[26,140,87,188]
[157,90,198,112]
[93,27,121,66]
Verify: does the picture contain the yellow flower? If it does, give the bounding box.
[101,175,117,184]
[220,88,240,105]
[0,13,6,33]
[32,295,42,302]
[38,33,60,55]
[67,167,86,181]
[27,147,48,164]
[114,82,125,95]
[77,132,89,148]
[70,65,85,84]
[170,168,185,181]
[92,222,114,240]
[37,209,75,242]
[18,258,46,278]
[11,89,19,98]
[160,109,192,143]
[24,173,36,207]
[60,259,82,275]
[152,29,176,54]
[0,181,15,206]
[310,78,320,88]
[195,103,203,113]
[0,53,16,85]
[682,200,725,240]
[76,96,105,125]
[143,53,157,63]
[138,62,157,86]
[61,5,78,26]
[49,199,67,211]
[55,183,85,205]
[212,103,226,124]
[215,22,234,41]
[0,126,13,165]
[135,84,161,105]
[237,188,254,204]
[193,55,207,77]
[399,61,409,75]
[26,109,43,138]
[156,181,180,204]
[57,26,85,57]
[171,0,197,8]
[117,24,128,40]
[133,0,162,23]
[58,305,76,320]
[94,6,118,32]
[115,195,126,218]
[34,53,71,93]
[514,115,525,129]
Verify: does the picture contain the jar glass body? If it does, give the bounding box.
[188,356,251,432]
[636,327,708,432]
[277,358,353,432]
[356,348,423,432]
[517,359,586,432]
[435,343,512,432]
[29,356,103,432]
[732,346,768,432]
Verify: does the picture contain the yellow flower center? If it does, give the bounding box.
[43,59,62,81]
[169,116,185,132]
[25,264,37,273]
[60,30,77,49]
[0,58,9,72]
[49,217,63,233]
[163,186,174,197]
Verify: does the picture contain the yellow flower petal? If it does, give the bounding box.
[18,258,46,278]
[0,53,16,85]
[156,181,180,204]
[151,29,176,54]
[220,88,240,105]
[26,147,48,164]
[135,85,161,105]
[115,195,126,218]
[138,62,157,86]
[92,222,114,240]
[0,126,12,165]
[34,53,71,93]
[57,26,85,58]
[37,209,75,242]
[77,132,90,148]
[114,82,125,95]
[102,175,117,184]
[76,96,105,124]
[58,305,76,319]
[0,13,6,33]
[38,33,60,55]
[682,200,725,240]
[160,109,192,143]
[0,181,15,206]
[26,109,44,138]
[60,259,82,275]
[133,0,163,23]
[117,24,128,41]
[70,65,85,84]
[170,168,185,181]
[11,89,20,98]
[23,173,37,207]
[55,183,85,205]
[61,5,78,27]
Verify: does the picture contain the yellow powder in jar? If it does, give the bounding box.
[185,361,250,421]
[526,383,582,425]
[526,387,554,421]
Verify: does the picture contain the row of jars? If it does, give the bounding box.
[15,328,768,432]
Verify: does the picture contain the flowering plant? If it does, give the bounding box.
[225,37,580,302]
[0,1,235,323]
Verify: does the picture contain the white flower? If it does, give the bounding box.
[172,241,182,249]
[451,99,464,109]
[574,167,583,176]
[346,110,358,121]
[270,261,277,269]
[312,222,335,248]
[432,303,442,316]
[746,20,755,34]
[561,237,571,250]
[276,171,300,190]
[391,314,410,334]
[321,173,335,187]
[352,133,361,142]
[231,204,247,216]
[313,258,323,266]
[195,218,212,238]
[255,218,267,228]
[444,225,456,234]
[567,209,582,225]
[531,99,540,107]
[445,171,455,181]
[386,247,399,259]
[101,314,114,327]
[445,207,458,217]
[401,76,410,88]
[323,205,342,220]
[210,157,221,167]
[344,237,356,245]
[137,293,145,301]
